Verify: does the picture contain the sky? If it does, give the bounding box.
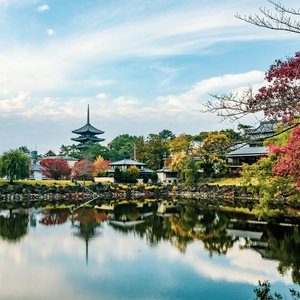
[0,0,299,154]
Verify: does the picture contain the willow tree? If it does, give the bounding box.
[0,150,29,183]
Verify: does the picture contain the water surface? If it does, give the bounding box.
[0,203,298,300]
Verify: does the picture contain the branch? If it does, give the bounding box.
[202,87,261,122]
[235,1,300,35]
[210,122,300,154]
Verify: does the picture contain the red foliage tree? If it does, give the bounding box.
[269,126,300,191]
[72,160,95,180]
[206,52,300,124]
[40,159,71,180]
[251,52,300,123]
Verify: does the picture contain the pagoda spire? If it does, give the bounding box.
[71,104,105,149]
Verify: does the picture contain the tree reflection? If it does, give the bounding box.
[169,205,235,255]
[39,209,69,226]
[266,226,300,284]
[0,211,29,243]
[109,203,235,255]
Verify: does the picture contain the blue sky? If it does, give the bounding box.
[0,0,299,153]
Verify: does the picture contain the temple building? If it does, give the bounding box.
[71,105,105,149]
[226,121,277,173]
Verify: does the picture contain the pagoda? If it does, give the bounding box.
[71,105,105,149]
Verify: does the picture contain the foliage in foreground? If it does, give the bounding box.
[254,281,300,300]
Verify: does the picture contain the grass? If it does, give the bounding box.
[0,179,94,186]
[202,177,244,186]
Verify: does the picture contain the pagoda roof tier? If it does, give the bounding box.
[71,135,105,143]
[72,124,104,135]
[72,105,104,135]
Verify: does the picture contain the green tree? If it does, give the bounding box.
[59,144,81,159]
[195,132,231,177]
[143,134,168,170]
[108,134,139,161]
[82,142,109,161]
[113,167,122,182]
[0,150,29,183]
[44,150,56,157]
[18,146,30,155]
[180,158,199,185]
[135,136,146,162]
[158,129,176,142]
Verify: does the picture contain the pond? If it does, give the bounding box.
[0,201,299,300]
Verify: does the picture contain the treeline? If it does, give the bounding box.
[41,128,242,171]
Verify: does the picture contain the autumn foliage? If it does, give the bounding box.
[269,126,300,191]
[72,160,95,180]
[93,156,111,176]
[40,159,71,180]
[251,52,300,123]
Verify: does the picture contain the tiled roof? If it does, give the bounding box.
[71,135,104,142]
[109,159,146,166]
[227,146,268,157]
[42,155,79,161]
[72,123,104,135]
[157,167,177,173]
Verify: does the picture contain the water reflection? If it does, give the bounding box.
[0,202,299,300]
[71,209,107,265]
[0,210,29,243]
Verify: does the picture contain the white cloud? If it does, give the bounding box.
[113,96,140,107]
[0,2,291,96]
[37,4,49,12]
[0,91,31,114]
[158,241,292,285]
[96,93,110,101]
[39,97,57,106]
[47,28,54,36]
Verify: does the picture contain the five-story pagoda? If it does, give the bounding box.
[71,105,105,149]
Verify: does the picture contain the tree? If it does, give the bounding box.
[168,134,192,154]
[40,158,71,180]
[72,160,95,181]
[127,165,140,183]
[236,1,300,35]
[169,152,188,173]
[205,52,300,125]
[180,159,199,185]
[135,136,146,163]
[44,150,56,157]
[81,142,109,161]
[107,134,138,161]
[194,132,231,177]
[158,129,176,142]
[18,146,30,154]
[143,134,168,170]
[59,144,81,159]
[113,167,122,182]
[270,125,300,191]
[0,150,29,183]
[93,156,111,177]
